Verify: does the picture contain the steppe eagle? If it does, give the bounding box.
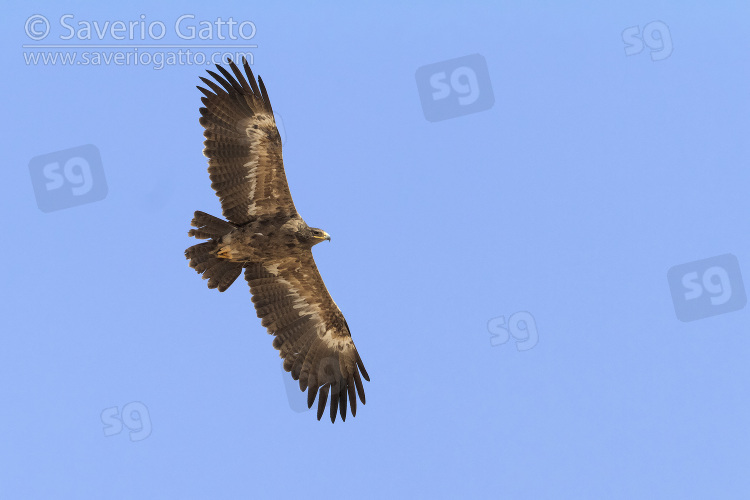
[185,59,369,423]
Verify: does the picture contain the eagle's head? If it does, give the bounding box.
[306,226,331,246]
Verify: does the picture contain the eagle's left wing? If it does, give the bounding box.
[244,254,369,423]
[197,59,297,225]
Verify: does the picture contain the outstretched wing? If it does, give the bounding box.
[244,254,369,423]
[197,59,296,225]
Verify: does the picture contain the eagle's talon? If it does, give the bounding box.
[216,246,231,259]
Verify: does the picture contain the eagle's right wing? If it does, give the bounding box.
[197,59,297,225]
[244,253,369,423]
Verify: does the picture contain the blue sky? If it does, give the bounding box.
[2,2,749,498]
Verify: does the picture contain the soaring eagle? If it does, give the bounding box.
[185,59,369,423]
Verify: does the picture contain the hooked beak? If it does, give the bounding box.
[312,231,331,244]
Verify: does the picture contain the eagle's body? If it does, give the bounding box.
[214,216,309,262]
[185,59,369,423]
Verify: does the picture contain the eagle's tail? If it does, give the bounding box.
[185,211,242,292]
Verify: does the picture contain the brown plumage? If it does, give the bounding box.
[185,59,369,423]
